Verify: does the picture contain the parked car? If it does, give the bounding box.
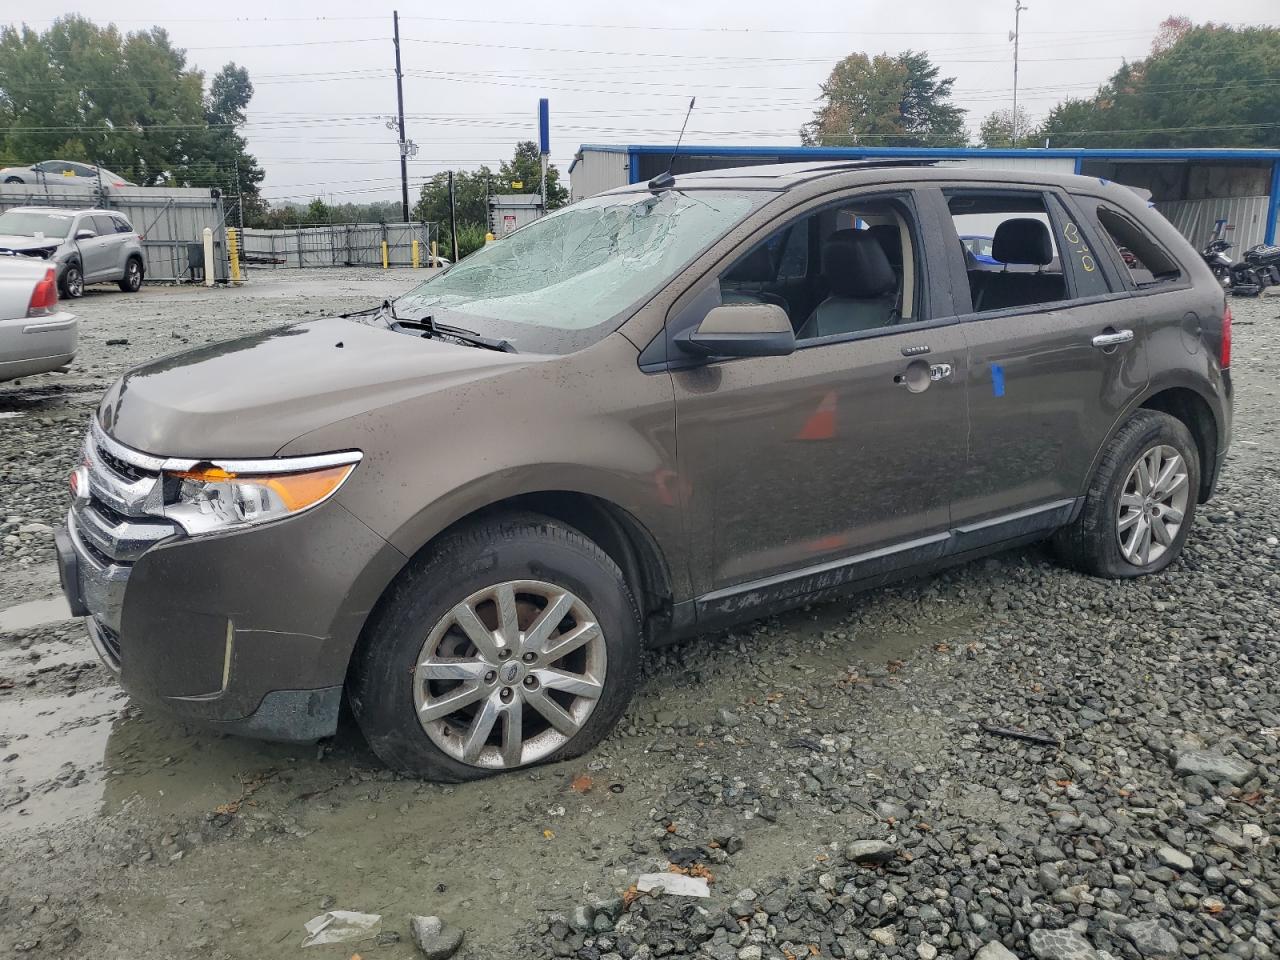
[0,256,77,382]
[0,160,133,187]
[960,233,999,264]
[55,162,1231,780]
[0,207,145,297]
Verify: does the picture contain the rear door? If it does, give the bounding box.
[931,185,1150,543]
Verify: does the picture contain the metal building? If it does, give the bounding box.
[488,194,545,236]
[569,144,1280,250]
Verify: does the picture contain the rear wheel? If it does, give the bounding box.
[1054,410,1199,578]
[118,258,143,292]
[348,513,642,781]
[60,263,84,299]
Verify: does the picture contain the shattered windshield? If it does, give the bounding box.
[396,189,769,351]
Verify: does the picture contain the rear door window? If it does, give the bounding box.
[111,215,133,234]
[945,191,1067,313]
[92,215,118,237]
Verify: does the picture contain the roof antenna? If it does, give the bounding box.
[648,97,696,191]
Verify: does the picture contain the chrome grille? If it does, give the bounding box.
[70,420,182,634]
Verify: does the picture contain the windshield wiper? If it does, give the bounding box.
[395,315,516,353]
[341,299,399,326]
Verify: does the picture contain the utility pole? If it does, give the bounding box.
[448,170,458,262]
[393,10,410,221]
[1010,1,1027,146]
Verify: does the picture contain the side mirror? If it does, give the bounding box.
[676,303,796,359]
[75,228,95,241]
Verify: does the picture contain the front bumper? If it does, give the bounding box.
[54,425,406,740]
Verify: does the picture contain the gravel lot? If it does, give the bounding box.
[0,273,1277,960]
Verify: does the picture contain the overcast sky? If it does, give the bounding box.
[7,1,1278,205]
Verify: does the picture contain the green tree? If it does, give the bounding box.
[412,166,494,228]
[498,140,568,209]
[1038,21,1280,147]
[801,50,966,147]
[0,16,265,204]
[976,106,1035,148]
[199,62,265,223]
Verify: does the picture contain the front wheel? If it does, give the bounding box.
[348,514,642,781]
[118,258,143,292]
[61,263,84,299]
[1054,410,1200,578]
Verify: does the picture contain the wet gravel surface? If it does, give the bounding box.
[0,276,1277,960]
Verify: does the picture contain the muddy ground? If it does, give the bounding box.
[0,271,1277,959]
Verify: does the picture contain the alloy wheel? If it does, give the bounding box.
[1117,444,1190,566]
[66,268,83,297]
[125,262,141,290]
[413,580,607,769]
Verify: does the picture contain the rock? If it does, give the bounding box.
[1120,920,1179,958]
[869,928,896,947]
[1156,846,1194,871]
[975,944,1019,960]
[570,904,596,933]
[844,839,896,864]
[1028,928,1099,960]
[1173,751,1255,786]
[409,916,464,960]
[737,947,763,960]
[918,943,939,960]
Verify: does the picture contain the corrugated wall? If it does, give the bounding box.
[1155,196,1272,251]
[0,183,228,282]
[569,150,629,201]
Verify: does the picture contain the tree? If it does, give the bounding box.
[498,140,568,209]
[1038,22,1280,148]
[0,16,265,206]
[801,50,966,147]
[976,106,1035,148]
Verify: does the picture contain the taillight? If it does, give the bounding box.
[26,268,58,317]
[1220,303,1232,369]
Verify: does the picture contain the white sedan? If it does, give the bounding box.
[0,256,77,382]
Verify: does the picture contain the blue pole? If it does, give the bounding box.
[1266,160,1280,246]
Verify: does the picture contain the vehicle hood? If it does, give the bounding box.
[98,315,537,457]
[0,235,60,255]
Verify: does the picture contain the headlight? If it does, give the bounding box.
[160,451,361,536]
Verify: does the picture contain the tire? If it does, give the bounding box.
[3,176,22,184]
[118,257,143,292]
[1054,410,1200,579]
[348,513,642,781]
[60,262,84,299]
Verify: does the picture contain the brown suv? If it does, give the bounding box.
[54,162,1232,780]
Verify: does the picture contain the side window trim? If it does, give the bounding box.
[1045,191,1117,300]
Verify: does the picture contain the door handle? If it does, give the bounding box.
[928,363,953,382]
[1092,329,1134,349]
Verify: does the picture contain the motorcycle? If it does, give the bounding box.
[1200,220,1234,290]
[1203,219,1280,297]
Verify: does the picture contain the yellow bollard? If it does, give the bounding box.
[430,241,438,268]
[226,227,242,283]
[485,232,495,245]
[381,240,388,270]
[411,239,420,269]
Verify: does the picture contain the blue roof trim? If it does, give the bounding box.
[592,143,1280,162]
[1267,160,1280,245]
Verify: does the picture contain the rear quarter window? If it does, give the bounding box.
[1091,204,1183,288]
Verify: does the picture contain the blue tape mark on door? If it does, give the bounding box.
[991,363,1005,397]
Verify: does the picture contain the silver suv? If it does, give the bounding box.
[0,207,145,298]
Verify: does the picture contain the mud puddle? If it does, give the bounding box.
[0,686,124,831]
[0,596,72,632]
